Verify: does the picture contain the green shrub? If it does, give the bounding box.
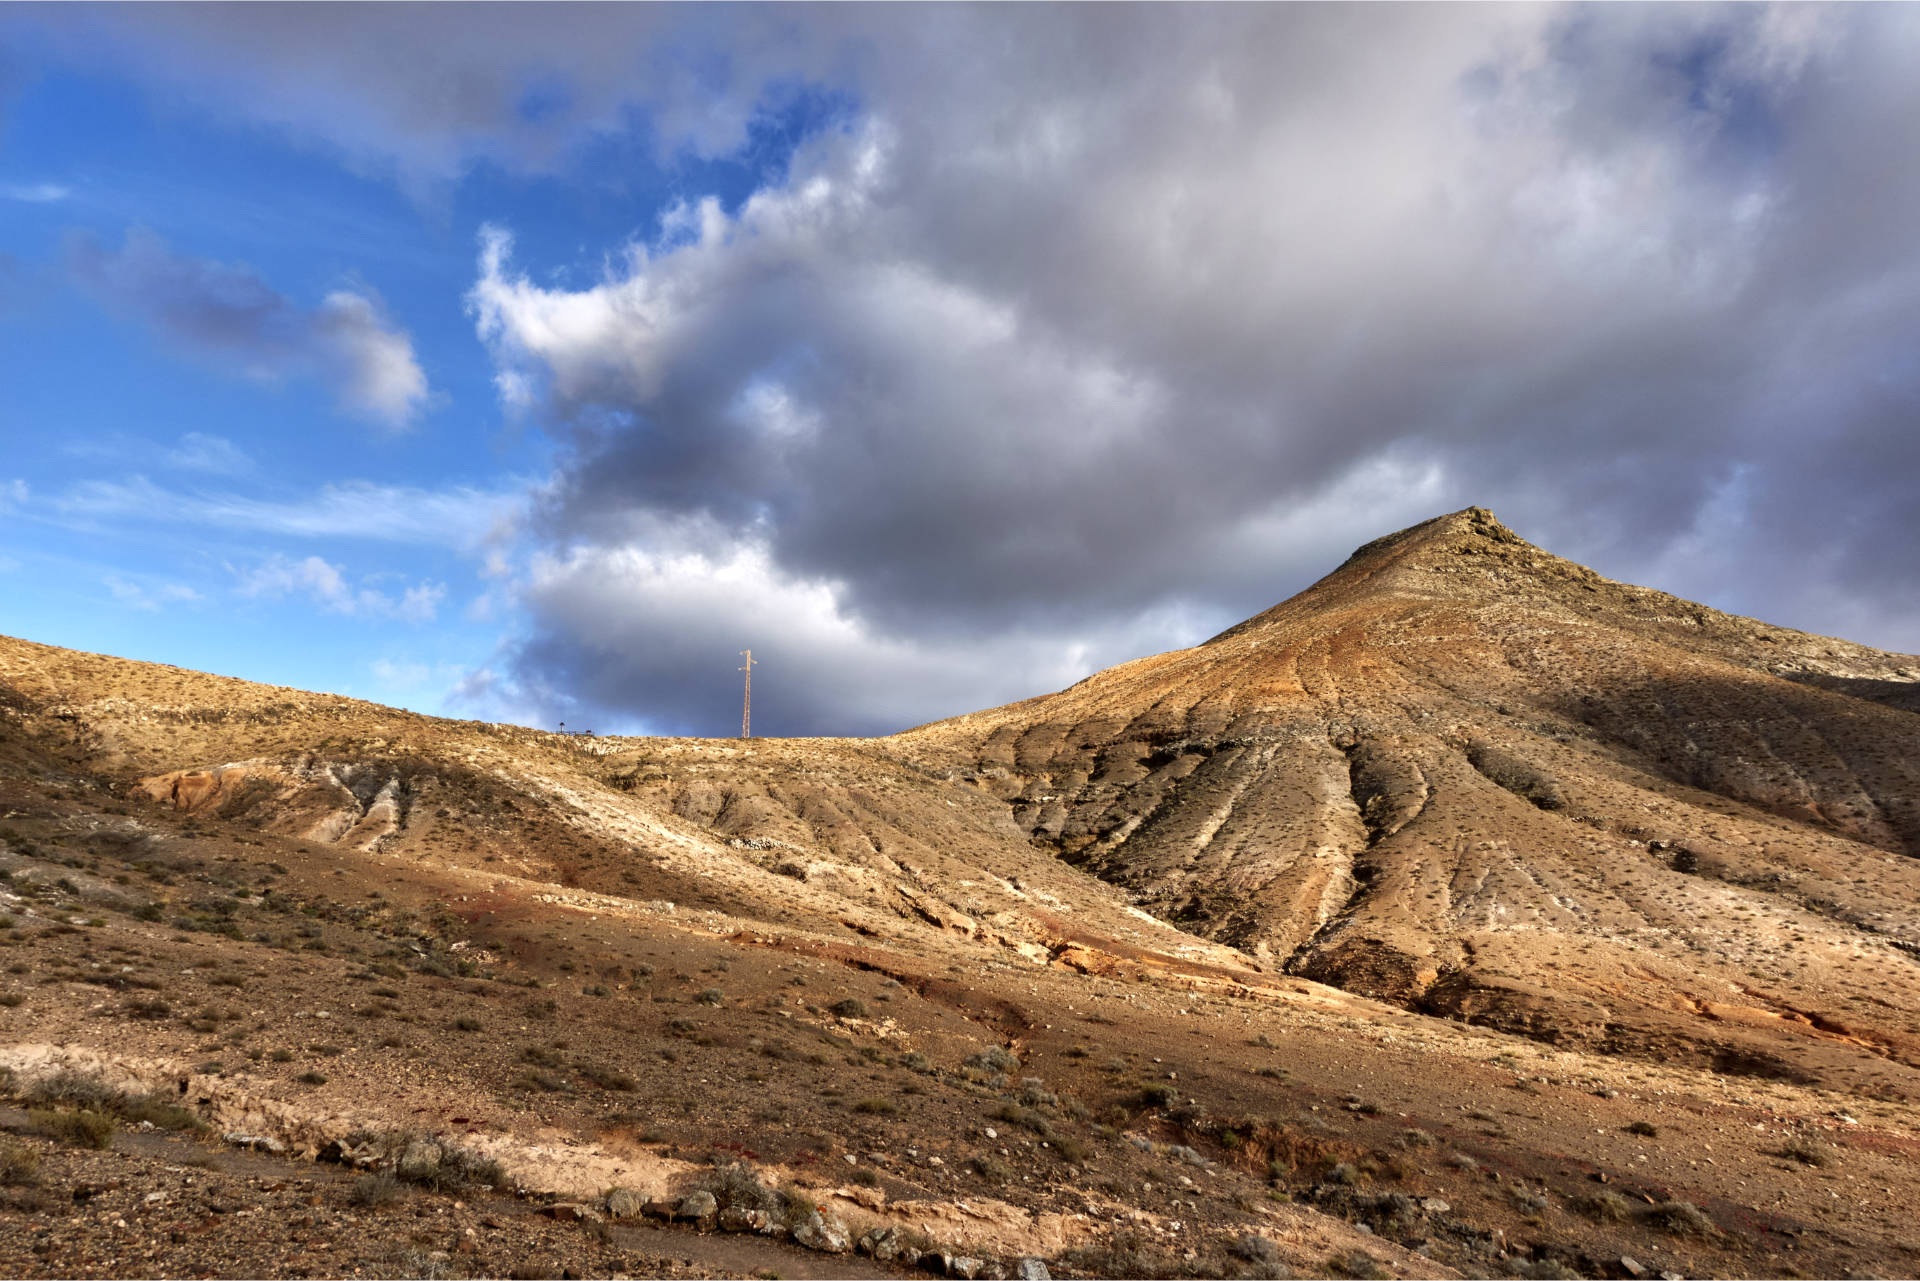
[1778,1137,1830,1167]
[0,1140,39,1186]
[31,1107,115,1149]
[968,1155,1012,1184]
[965,1046,1018,1073]
[349,1172,402,1207]
[1572,1190,1634,1222]
[117,1092,204,1132]
[695,1162,781,1213]
[1650,1200,1715,1235]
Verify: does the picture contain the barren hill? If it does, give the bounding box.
[898,508,1920,1095]
[2,506,1919,1280]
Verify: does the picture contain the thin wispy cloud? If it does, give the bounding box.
[2,181,69,203]
[165,432,253,477]
[104,575,203,612]
[52,476,526,550]
[66,228,429,429]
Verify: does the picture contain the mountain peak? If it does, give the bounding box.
[1339,504,1526,571]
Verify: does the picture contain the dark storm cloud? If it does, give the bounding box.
[24,4,1920,733]
[67,228,429,427]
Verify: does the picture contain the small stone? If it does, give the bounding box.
[604,1187,645,1220]
[942,1254,985,1279]
[984,1127,998,1140]
[1420,1198,1451,1215]
[1017,1259,1051,1280]
[1619,1258,1647,1279]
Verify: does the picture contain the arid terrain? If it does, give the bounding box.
[3,507,1918,1280]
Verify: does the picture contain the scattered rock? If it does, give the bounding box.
[1016,1259,1051,1280]
[603,1187,644,1220]
[941,1254,986,1279]
[222,1133,286,1154]
[1619,1258,1647,1279]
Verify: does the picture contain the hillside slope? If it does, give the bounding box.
[898,508,1920,1098]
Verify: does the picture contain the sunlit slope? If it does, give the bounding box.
[898,508,1920,1095]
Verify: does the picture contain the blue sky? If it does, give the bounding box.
[1,37,831,722]
[4,6,1920,737]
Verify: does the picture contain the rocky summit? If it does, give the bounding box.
[2,507,1918,1279]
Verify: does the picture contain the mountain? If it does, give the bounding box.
[1,506,1917,1280]
[897,507,1920,1096]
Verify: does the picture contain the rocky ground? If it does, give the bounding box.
[2,507,1918,1278]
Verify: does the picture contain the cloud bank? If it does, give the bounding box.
[454,5,1920,732]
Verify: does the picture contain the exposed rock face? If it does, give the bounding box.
[897,508,1920,1087]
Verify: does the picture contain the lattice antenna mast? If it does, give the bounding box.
[739,649,756,739]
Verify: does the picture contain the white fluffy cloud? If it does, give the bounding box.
[66,228,430,429]
[235,554,445,623]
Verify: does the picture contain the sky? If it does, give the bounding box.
[3,4,1919,738]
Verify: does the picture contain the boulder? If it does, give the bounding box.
[790,1210,852,1253]
[1016,1260,1052,1280]
[941,1255,986,1279]
[860,1227,902,1260]
[718,1206,769,1233]
[675,1190,718,1223]
[603,1187,645,1220]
